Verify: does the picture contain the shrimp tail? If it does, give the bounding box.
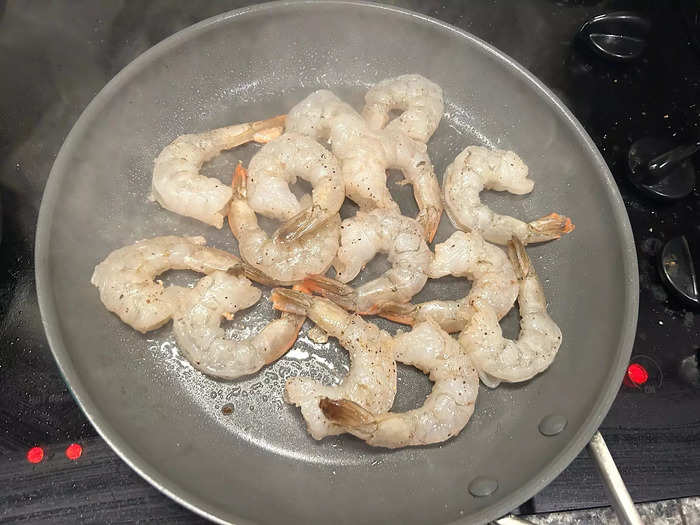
[507,236,532,280]
[241,261,296,287]
[231,162,247,199]
[217,115,286,149]
[270,287,313,316]
[526,213,575,243]
[319,397,376,427]
[375,301,418,325]
[417,205,442,243]
[225,261,246,277]
[301,275,359,312]
[274,205,330,243]
[252,117,285,144]
[245,115,285,144]
[267,312,307,363]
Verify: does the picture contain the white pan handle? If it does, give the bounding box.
[587,431,643,525]
[492,515,533,524]
[493,432,643,525]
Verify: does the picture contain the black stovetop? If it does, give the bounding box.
[1,0,698,522]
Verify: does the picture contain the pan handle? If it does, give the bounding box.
[492,515,533,524]
[492,432,642,525]
[587,431,643,525]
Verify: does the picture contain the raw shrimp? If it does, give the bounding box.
[271,288,397,440]
[228,163,340,283]
[381,129,442,243]
[151,115,284,228]
[443,146,574,245]
[335,122,442,242]
[320,320,478,448]
[172,269,304,380]
[286,89,366,144]
[286,90,442,241]
[458,237,563,387]
[91,235,272,333]
[362,74,444,143]
[303,208,432,314]
[379,230,518,333]
[246,132,344,242]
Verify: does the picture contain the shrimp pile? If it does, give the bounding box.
[304,208,432,314]
[286,85,443,242]
[92,74,574,449]
[378,230,518,333]
[91,236,303,379]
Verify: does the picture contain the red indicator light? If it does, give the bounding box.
[627,363,649,386]
[26,446,44,464]
[65,443,83,460]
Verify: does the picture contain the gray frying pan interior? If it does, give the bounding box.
[35,2,638,524]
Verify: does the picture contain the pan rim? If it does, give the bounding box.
[35,1,639,524]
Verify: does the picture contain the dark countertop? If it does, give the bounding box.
[1,0,699,522]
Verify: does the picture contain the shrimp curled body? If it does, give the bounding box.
[271,288,397,441]
[459,237,563,387]
[246,132,344,242]
[173,270,304,380]
[320,320,479,448]
[362,74,444,143]
[443,146,574,245]
[228,164,340,283]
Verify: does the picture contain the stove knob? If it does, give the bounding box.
[658,226,700,308]
[627,137,697,201]
[576,11,651,62]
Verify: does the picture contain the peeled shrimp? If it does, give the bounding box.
[151,115,284,228]
[246,132,344,242]
[271,288,397,440]
[303,208,432,314]
[380,129,443,243]
[228,163,340,283]
[443,146,574,245]
[285,88,365,141]
[379,230,518,333]
[459,237,563,387]
[362,74,444,143]
[286,89,442,241]
[320,320,478,448]
[172,269,304,380]
[91,235,244,333]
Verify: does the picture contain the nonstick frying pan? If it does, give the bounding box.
[36,2,639,524]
